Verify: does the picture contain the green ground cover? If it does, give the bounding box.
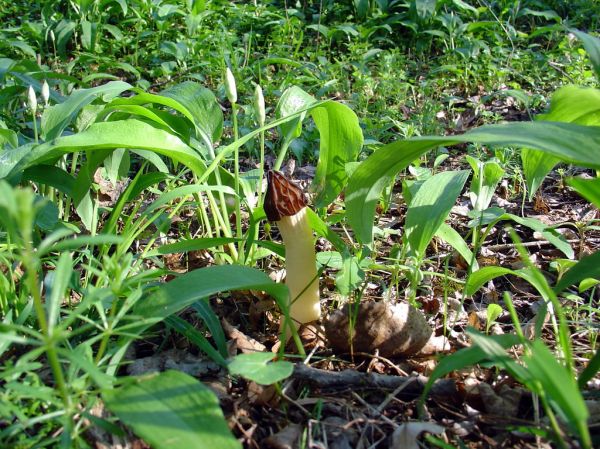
[1,1,599,448]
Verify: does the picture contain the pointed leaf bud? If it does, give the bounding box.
[254,84,265,126]
[27,86,37,114]
[224,67,237,104]
[42,80,50,106]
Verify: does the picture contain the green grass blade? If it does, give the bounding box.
[165,315,227,367]
[524,340,590,446]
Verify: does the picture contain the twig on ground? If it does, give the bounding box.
[292,364,457,399]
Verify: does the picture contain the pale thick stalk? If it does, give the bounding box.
[277,208,320,325]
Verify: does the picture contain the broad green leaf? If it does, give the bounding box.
[105,148,129,184]
[485,304,503,333]
[468,331,533,383]
[347,121,600,243]
[405,170,469,259]
[54,19,76,56]
[80,20,99,51]
[571,29,600,79]
[435,222,479,271]
[554,252,600,294]
[567,176,600,209]
[521,149,560,200]
[22,165,75,196]
[524,340,590,442]
[35,199,59,231]
[228,352,293,385]
[522,86,600,198]
[465,266,545,297]
[0,120,206,180]
[161,82,224,145]
[311,101,363,207]
[465,156,504,211]
[335,256,365,295]
[99,104,192,142]
[41,81,131,140]
[414,0,437,19]
[276,86,316,149]
[464,121,600,167]
[353,0,369,18]
[579,278,599,292]
[0,127,18,148]
[506,214,573,259]
[72,148,112,230]
[134,265,289,319]
[346,138,441,244]
[103,371,240,449]
[317,251,344,269]
[421,333,521,402]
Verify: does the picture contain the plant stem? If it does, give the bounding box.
[63,153,79,222]
[274,141,290,171]
[22,239,71,415]
[32,111,38,144]
[232,102,243,264]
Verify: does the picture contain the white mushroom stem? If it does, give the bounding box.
[277,207,320,326]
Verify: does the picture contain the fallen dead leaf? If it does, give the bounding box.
[391,421,445,449]
[262,423,302,449]
[222,317,267,354]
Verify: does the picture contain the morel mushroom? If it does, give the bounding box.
[264,170,320,327]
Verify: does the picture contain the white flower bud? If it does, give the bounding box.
[254,84,265,126]
[224,67,237,104]
[27,86,37,114]
[42,80,50,106]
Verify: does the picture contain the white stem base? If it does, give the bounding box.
[277,208,320,325]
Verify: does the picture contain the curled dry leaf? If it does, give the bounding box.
[324,302,433,357]
[222,318,266,354]
[322,416,358,449]
[262,423,302,449]
[391,422,445,449]
[469,382,523,417]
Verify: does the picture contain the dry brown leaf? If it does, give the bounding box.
[262,423,303,449]
[391,422,445,449]
[476,383,522,416]
[222,317,266,354]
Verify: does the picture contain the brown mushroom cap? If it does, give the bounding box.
[264,170,307,222]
